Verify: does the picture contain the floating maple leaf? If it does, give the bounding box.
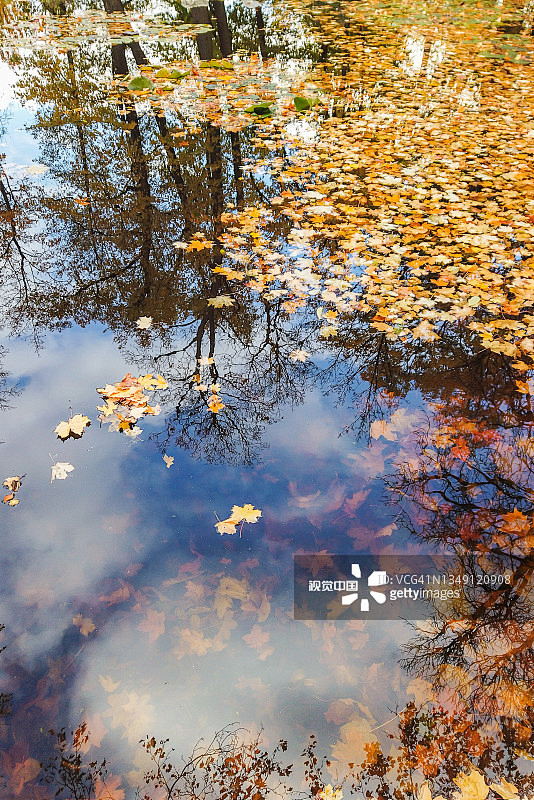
[207,295,235,307]
[26,163,49,175]
[51,462,74,482]
[207,394,225,413]
[186,238,213,251]
[136,316,152,329]
[215,503,262,536]
[215,520,238,535]
[490,779,520,800]
[370,419,398,441]
[163,454,174,468]
[229,504,262,523]
[54,414,91,439]
[289,349,310,362]
[453,769,489,800]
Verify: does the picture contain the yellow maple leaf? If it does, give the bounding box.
[453,769,489,800]
[215,519,238,535]
[490,779,519,800]
[370,419,398,441]
[163,454,174,468]
[97,400,117,416]
[207,295,236,307]
[515,379,532,394]
[186,239,213,251]
[208,394,225,413]
[229,504,262,523]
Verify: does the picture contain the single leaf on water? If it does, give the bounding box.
[169,69,190,80]
[489,779,520,800]
[229,503,262,523]
[293,95,319,112]
[128,75,154,90]
[3,476,23,492]
[244,102,273,116]
[453,769,489,800]
[51,462,74,481]
[215,520,238,535]
[289,349,310,362]
[136,315,152,329]
[207,295,235,307]
[163,454,174,468]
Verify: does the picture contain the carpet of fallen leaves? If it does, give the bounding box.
[207,0,534,368]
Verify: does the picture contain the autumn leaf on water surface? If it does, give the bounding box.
[163,454,174,468]
[453,769,489,800]
[289,349,311,362]
[51,462,74,481]
[207,295,235,307]
[316,786,343,800]
[96,373,167,433]
[215,503,262,535]
[73,613,96,636]
[3,475,24,506]
[26,163,49,175]
[54,413,91,439]
[136,316,152,329]
[207,393,225,413]
[490,779,521,800]
[417,782,446,800]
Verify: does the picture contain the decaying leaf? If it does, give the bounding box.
[2,475,24,507]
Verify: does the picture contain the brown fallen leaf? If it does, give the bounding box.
[73,613,96,636]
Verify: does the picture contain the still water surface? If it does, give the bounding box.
[0,0,534,796]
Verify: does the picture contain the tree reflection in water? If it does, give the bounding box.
[0,0,534,797]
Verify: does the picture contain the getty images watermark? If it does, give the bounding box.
[293,555,514,620]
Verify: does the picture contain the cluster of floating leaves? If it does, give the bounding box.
[96,372,167,438]
[0,9,211,51]
[2,474,23,506]
[111,54,324,132]
[191,0,534,370]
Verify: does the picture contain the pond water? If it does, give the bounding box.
[1,0,534,797]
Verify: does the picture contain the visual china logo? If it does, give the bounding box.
[340,563,389,611]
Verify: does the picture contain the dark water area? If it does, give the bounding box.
[0,0,534,797]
